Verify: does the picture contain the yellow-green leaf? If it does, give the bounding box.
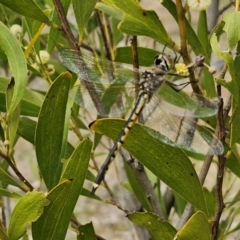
[8,190,49,240]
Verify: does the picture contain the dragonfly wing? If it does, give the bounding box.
[155,82,219,118]
[69,82,136,118]
[59,49,138,85]
[60,49,141,118]
[142,99,223,155]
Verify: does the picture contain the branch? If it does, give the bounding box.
[0,152,34,191]
[175,0,201,94]
[211,84,227,240]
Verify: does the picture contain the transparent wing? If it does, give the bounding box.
[69,82,136,118]
[59,49,219,118]
[59,49,223,154]
[60,49,141,117]
[142,101,223,155]
[59,49,138,85]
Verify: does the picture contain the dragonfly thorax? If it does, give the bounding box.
[140,70,165,98]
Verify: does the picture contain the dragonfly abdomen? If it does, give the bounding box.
[91,90,150,194]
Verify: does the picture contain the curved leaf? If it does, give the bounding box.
[35,72,71,189]
[90,118,208,214]
[102,0,173,45]
[32,139,92,240]
[128,212,176,240]
[161,0,206,55]
[223,12,240,49]
[175,211,211,240]
[72,0,97,41]
[115,47,159,66]
[6,78,20,150]
[0,77,42,117]
[78,222,95,240]
[8,190,49,240]
[32,180,73,240]
[0,167,24,189]
[0,0,50,24]
[0,22,28,118]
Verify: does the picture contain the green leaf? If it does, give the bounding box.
[95,2,122,21]
[0,22,28,118]
[17,117,36,144]
[175,211,211,240]
[35,72,71,189]
[128,212,176,240]
[8,190,49,240]
[48,0,71,53]
[197,11,210,57]
[32,180,73,240]
[161,0,206,55]
[223,12,240,49]
[112,17,124,46]
[0,227,8,240]
[203,188,215,218]
[5,78,20,150]
[90,119,209,214]
[115,47,159,66]
[124,162,153,212]
[210,22,235,76]
[32,139,92,240]
[0,167,24,189]
[72,0,97,41]
[0,188,23,198]
[102,0,173,45]
[78,222,95,240]
[197,11,216,98]
[0,77,42,117]
[215,57,240,145]
[225,150,240,178]
[0,0,50,24]
[0,226,8,240]
[231,56,240,145]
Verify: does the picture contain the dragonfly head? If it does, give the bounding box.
[154,54,174,72]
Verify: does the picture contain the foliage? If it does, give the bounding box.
[0,0,239,239]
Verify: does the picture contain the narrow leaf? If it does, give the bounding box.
[0,22,28,118]
[102,0,173,45]
[223,12,240,49]
[72,0,97,41]
[35,72,71,189]
[0,0,50,24]
[6,79,20,150]
[32,139,92,240]
[8,190,49,240]
[32,180,73,240]
[0,226,8,240]
[0,77,42,117]
[115,47,159,66]
[90,119,208,214]
[161,0,206,55]
[0,167,24,189]
[48,0,71,53]
[0,188,23,198]
[78,222,95,240]
[128,212,176,240]
[175,211,211,240]
[124,162,153,212]
[17,117,36,144]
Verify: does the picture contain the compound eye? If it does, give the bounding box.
[154,56,162,66]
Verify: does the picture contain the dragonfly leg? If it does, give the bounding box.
[165,80,191,92]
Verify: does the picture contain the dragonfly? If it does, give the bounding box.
[59,49,223,194]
